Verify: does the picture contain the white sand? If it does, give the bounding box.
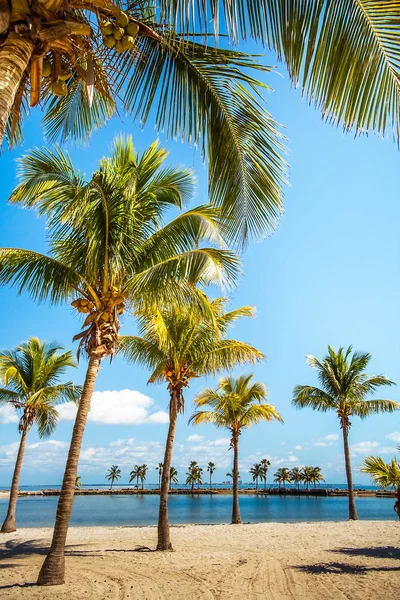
[0,492,9,499]
[0,521,399,599]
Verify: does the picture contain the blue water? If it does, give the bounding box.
[0,494,396,527]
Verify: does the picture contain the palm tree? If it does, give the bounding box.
[190,374,283,524]
[186,462,199,492]
[119,297,263,550]
[260,459,271,490]
[290,467,304,491]
[310,467,325,488]
[75,476,82,490]
[196,467,204,490]
[361,450,400,520]
[293,346,398,520]
[106,465,121,490]
[249,463,263,490]
[207,462,216,490]
[0,137,238,586]
[139,464,148,491]
[129,465,140,489]
[156,463,164,490]
[169,467,178,490]
[302,466,314,491]
[274,468,292,489]
[0,338,80,533]
[1,3,398,249]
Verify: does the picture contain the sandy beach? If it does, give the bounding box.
[0,521,399,599]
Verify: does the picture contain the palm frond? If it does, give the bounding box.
[292,384,336,412]
[353,399,400,419]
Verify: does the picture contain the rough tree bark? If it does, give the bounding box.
[37,355,101,585]
[342,422,358,520]
[157,394,178,551]
[231,431,242,524]
[1,424,28,533]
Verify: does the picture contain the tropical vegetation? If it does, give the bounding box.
[169,467,178,490]
[119,297,263,550]
[0,338,81,533]
[190,374,283,524]
[260,459,271,490]
[249,463,263,490]
[293,346,398,519]
[273,468,292,489]
[106,465,121,490]
[361,450,400,520]
[207,462,216,490]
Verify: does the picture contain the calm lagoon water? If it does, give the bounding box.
[0,493,396,527]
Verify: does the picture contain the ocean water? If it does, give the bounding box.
[0,493,396,527]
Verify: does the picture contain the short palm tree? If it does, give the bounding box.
[190,374,283,524]
[106,465,121,490]
[310,467,325,488]
[302,466,314,491]
[361,451,400,520]
[129,465,140,489]
[169,467,178,490]
[0,338,80,533]
[0,137,238,586]
[75,476,82,490]
[120,297,263,550]
[156,463,164,490]
[290,467,304,491]
[293,346,398,519]
[260,459,271,490]
[139,464,148,491]
[274,468,292,489]
[207,462,216,491]
[249,463,263,490]
[186,461,199,492]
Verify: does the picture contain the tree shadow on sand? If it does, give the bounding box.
[0,538,85,559]
[332,546,400,560]
[294,562,400,575]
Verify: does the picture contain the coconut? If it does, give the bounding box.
[126,22,139,37]
[116,11,129,28]
[71,299,81,307]
[122,35,134,50]
[112,26,124,40]
[80,299,89,306]
[51,80,67,97]
[101,21,114,35]
[103,35,116,48]
[58,67,71,81]
[115,40,124,53]
[42,59,52,78]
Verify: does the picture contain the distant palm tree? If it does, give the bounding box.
[249,463,263,490]
[196,467,204,490]
[361,450,400,520]
[156,463,164,489]
[190,374,283,524]
[139,464,148,491]
[260,459,271,490]
[293,346,398,520]
[0,338,80,533]
[129,465,140,489]
[302,466,314,491]
[310,467,325,488]
[186,461,200,493]
[169,467,178,490]
[120,297,263,549]
[75,477,82,490]
[106,466,121,490]
[290,467,304,490]
[274,468,292,489]
[207,462,216,490]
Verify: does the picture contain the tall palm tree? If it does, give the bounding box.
[129,465,140,489]
[207,462,216,490]
[156,463,164,490]
[0,137,238,586]
[190,374,283,524]
[293,346,398,520]
[0,338,80,533]
[310,466,325,488]
[274,468,292,489]
[169,467,178,490]
[260,458,271,490]
[1,3,398,248]
[361,450,400,520]
[195,467,204,490]
[301,466,314,491]
[106,465,121,490]
[119,297,263,550]
[290,467,304,491]
[139,464,148,491]
[249,463,263,490]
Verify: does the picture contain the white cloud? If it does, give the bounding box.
[324,434,339,441]
[387,432,400,443]
[0,405,18,425]
[186,434,204,442]
[351,441,380,455]
[57,389,169,425]
[313,433,338,447]
[293,445,302,451]
[287,455,298,463]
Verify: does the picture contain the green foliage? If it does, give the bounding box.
[274,467,292,487]
[361,453,400,490]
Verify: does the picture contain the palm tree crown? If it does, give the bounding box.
[274,468,292,488]
[106,465,121,487]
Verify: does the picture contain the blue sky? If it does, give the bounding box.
[0,42,399,487]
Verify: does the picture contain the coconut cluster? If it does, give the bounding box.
[41,57,71,97]
[101,12,139,53]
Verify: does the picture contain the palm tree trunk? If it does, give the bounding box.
[210,474,212,491]
[231,434,241,524]
[1,424,28,533]
[342,424,358,520]
[394,488,400,521]
[0,31,34,146]
[37,355,101,586]
[157,395,178,551]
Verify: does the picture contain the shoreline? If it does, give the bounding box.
[0,521,398,599]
